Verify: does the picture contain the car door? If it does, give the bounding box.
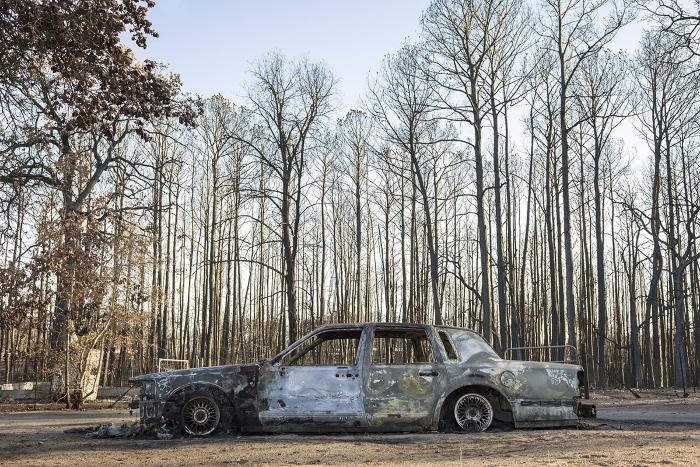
[363,326,445,429]
[258,328,367,431]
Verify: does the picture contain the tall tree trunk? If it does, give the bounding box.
[409,149,442,325]
[593,134,607,387]
[491,92,508,354]
[471,81,492,345]
[558,62,578,353]
[281,166,298,344]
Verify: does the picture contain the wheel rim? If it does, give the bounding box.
[454,393,493,432]
[182,396,220,436]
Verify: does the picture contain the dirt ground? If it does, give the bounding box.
[0,389,699,466]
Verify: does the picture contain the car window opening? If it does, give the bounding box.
[438,330,459,360]
[372,328,436,365]
[283,329,361,366]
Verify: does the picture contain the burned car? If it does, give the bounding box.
[130,323,592,436]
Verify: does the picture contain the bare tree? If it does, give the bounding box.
[574,50,632,386]
[422,0,499,344]
[483,0,532,354]
[647,0,700,58]
[241,53,335,344]
[368,43,444,326]
[539,0,633,353]
[337,110,373,323]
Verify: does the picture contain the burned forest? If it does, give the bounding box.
[1,0,700,412]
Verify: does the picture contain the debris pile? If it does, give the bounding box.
[64,422,174,439]
[156,428,174,440]
[84,423,137,438]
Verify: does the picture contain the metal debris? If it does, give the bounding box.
[156,425,174,440]
[67,421,170,439]
[83,422,138,438]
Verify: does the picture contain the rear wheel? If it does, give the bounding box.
[180,392,221,436]
[451,393,493,432]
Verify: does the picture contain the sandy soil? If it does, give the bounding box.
[589,387,700,407]
[0,390,698,466]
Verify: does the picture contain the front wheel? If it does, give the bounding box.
[180,393,221,436]
[451,393,493,432]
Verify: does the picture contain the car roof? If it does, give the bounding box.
[312,322,474,332]
[271,322,480,363]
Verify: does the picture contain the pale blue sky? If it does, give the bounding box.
[134,0,430,108]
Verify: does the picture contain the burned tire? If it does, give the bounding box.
[179,391,221,436]
[448,392,493,433]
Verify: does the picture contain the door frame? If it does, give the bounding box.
[361,324,446,429]
[259,326,370,431]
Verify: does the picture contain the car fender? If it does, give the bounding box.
[431,374,508,428]
[163,382,237,421]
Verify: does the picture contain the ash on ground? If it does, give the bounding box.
[64,422,173,440]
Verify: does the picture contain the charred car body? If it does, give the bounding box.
[130,323,592,436]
